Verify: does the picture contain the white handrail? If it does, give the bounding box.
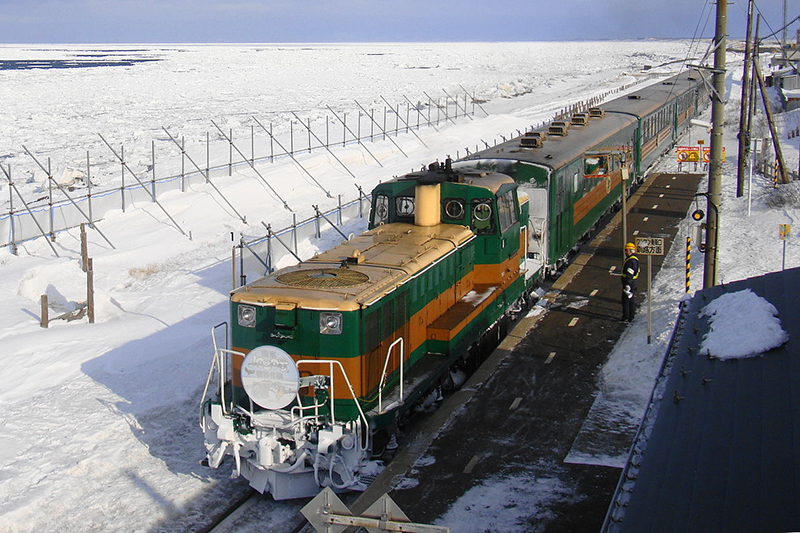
[378,337,405,414]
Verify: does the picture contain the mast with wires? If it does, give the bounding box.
[704,0,726,289]
[736,0,754,198]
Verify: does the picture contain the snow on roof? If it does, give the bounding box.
[699,288,789,359]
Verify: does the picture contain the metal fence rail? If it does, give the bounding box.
[1,92,477,253]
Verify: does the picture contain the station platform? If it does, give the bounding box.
[345,171,704,532]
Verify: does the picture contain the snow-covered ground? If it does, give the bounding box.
[0,41,797,532]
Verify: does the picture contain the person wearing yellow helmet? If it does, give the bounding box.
[621,243,640,322]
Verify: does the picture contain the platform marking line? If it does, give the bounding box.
[545,352,556,364]
[509,397,523,411]
[568,317,579,327]
[463,454,482,474]
[590,289,599,297]
[652,204,659,209]
[643,217,649,222]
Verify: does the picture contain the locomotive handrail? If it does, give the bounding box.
[200,322,233,427]
[378,338,405,414]
[296,359,370,452]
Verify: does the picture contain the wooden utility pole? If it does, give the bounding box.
[736,0,754,198]
[753,59,791,185]
[704,0,727,289]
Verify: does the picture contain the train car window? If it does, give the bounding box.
[498,191,516,232]
[373,194,390,225]
[573,172,579,194]
[471,200,494,234]
[395,196,415,218]
[443,198,466,221]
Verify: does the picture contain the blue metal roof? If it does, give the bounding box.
[604,266,800,533]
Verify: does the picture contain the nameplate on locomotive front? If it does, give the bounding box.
[241,345,300,410]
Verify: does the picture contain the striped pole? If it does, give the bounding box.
[686,236,691,293]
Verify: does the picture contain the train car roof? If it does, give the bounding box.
[601,70,706,118]
[232,223,475,311]
[379,166,515,195]
[460,71,706,173]
[461,111,636,171]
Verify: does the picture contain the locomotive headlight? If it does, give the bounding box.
[238,305,257,328]
[320,312,342,335]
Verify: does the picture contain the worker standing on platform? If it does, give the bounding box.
[621,242,640,322]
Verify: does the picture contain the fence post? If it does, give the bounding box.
[371,109,375,141]
[181,136,185,193]
[229,128,233,176]
[40,294,48,328]
[251,124,255,163]
[326,115,329,148]
[307,118,312,153]
[151,140,156,199]
[80,223,88,272]
[358,110,362,144]
[87,151,93,225]
[342,112,347,147]
[120,147,126,212]
[87,257,95,324]
[206,131,210,182]
[338,194,343,225]
[48,157,54,240]
[270,122,274,162]
[8,164,17,255]
[290,119,294,155]
[292,213,298,254]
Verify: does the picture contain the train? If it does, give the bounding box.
[199,70,709,500]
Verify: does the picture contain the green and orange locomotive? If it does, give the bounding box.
[200,160,538,499]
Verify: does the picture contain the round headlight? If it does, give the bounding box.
[238,305,256,328]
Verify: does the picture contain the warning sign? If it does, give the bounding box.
[701,147,727,163]
[677,146,701,163]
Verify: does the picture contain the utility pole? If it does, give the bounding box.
[704,0,726,289]
[736,0,754,198]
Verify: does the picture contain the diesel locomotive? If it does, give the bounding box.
[199,70,708,499]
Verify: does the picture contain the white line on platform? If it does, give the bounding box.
[590,289,598,297]
[568,317,579,327]
[509,397,522,410]
[545,352,556,364]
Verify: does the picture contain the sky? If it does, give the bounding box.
[0,0,794,44]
